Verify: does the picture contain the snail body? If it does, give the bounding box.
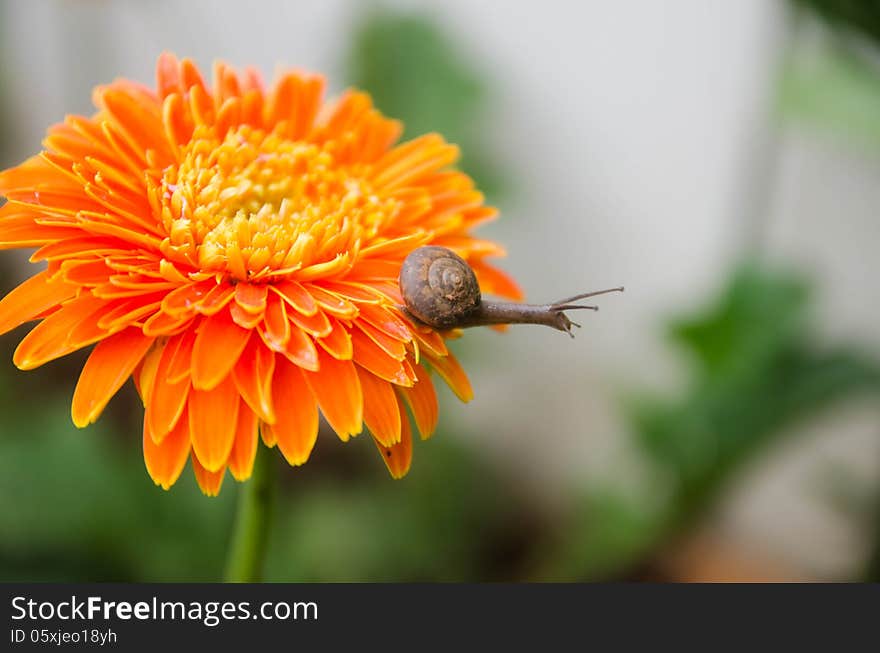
[399,246,623,336]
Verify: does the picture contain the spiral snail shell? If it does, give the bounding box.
[399,246,623,335]
[399,246,481,330]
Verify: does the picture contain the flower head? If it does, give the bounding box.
[0,53,521,495]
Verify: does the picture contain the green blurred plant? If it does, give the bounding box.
[788,0,880,583]
[345,8,506,198]
[779,40,880,148]
[546,264,880,580]
[266,436,537,582]
[782,1,880,148]
[795,0,880,47]
[0,365,235,581]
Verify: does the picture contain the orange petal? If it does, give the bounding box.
[265,73,300,128]
[317,280,384,304]
[96,295,163,331]
[0,269,76,336]
[292,76,324,139]
[315,317,353,360]
[397,365,439,439]
[425,352,473,402]
[215,96,242,137]
[351,328,412,386]
[230,301,264,329]
[188,79,215,126]
[99,87,172,165]
[163,92,193,152]
[287,306,331,337]
[410,326,448,357]
[357,303,412,342]
[232,334,276,424]
[241,89,264,126]
[71,327,155,427]
[13,294,108,370]
[261,294,290,350]
[136,339,163,404]
[273,324,319,372]
[234,282,268,314]
[354,319,407,360]
[373,397,413,479]
[347,258,401,281]
[303,349,362,441]
[214,61,242,103]
[188,374,240,472]
[195,282,235,315]
[271,358,319,466]
[270,280,318,316]
[228,403,259,481]
[65,302,118,350]
[0,221,89,249]
[191,308,251,390]
[260,422,277,448]
[160,280,215,317]
[303,283,358,319]
[156,51,182,99]
[165,327,197,384]
[29,235,124,262]
[142,309,194,337]
[191,452,226,496]
[143,406,191,490]
[180,57,208,95]
[357,366,401,447]
[146,339,192,441]
[370,134,459,191]
[60,259,111,286]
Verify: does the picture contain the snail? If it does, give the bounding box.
[399,246,623,336]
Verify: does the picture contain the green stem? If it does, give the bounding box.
[224,444,277,582]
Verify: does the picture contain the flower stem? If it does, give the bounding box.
[224,445,277,582]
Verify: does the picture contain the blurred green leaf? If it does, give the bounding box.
[779,42,880,148]
[541,490,670,581]
[0,371,235,581]
[635,263,880,515]
[669,267,810,381]
[345,9,506,198]
[266,435,536,582]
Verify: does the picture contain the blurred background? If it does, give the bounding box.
[1,0,880,581]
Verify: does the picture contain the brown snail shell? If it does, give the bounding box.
[398,246,624,335]
[399,246,481,330]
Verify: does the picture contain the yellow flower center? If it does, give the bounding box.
[159,124,397,280]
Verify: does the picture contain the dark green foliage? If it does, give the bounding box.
[796,0,880,47]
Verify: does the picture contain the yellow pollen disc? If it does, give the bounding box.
[159,124,398,280]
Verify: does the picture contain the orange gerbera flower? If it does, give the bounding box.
[0,53,521,495]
